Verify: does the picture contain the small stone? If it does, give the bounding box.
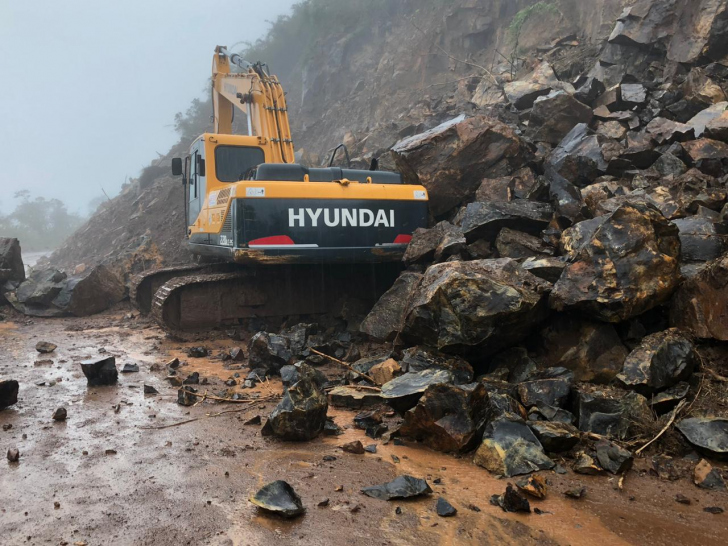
[341,440,365,454]
[52,407,67,421]
[121,363,139,373]
[564,487,586,499]
[573,452,603,475]
[250,480,305,518]
[318,498,330,507]
[80,357,118,386]
[143,384,158,395]
[35,341,57,353]
[361,475,432,500]
[491,484,531,513]
[466,503,481,512]
[364,444,377,454]
[105,449,117,455]
[177,387,198,406]
[229,347,245,361]
[7,447,19,462]
[675,494,691,505]
[183,372,200,385]
[435,497,457,517]
[694,459,727,491]
[704,506,724,514]
[323,455,337,462]
[515,475,547,499]
[244,415,261,426]
[188,347,209,358]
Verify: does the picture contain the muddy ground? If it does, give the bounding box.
[1,305,727,546]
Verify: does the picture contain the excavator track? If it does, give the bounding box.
[150,264,400,331]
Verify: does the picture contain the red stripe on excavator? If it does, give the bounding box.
[248,235,295,246]
[393,234,412,244]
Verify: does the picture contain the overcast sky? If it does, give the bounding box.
[0,0,297,214]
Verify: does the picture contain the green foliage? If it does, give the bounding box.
[508,1,559,38]
[0,191,83,251]
[174,97,212,142]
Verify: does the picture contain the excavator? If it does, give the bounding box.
[132,46,429,330]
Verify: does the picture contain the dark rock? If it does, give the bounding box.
[121,363,139,373]
[515,475,548,499]
[564,486,586,499]
[620,83,647,107]
[549,124,607,187]
[490,484,531,513]
[11,268,67,309]
[7,447,19,462]
[574,387,652,440]
[80,357,118,386]
[364,444,377,454]
[402,259,550,359]
[229,347,245,361]
[341,440,365,454]
[360,271,422,342]
[52,407,67,421]
[381,369,453,413]
[528,402,576,425]
[323,419,342,436]
[143,384,158,395]
[489,347,537,384]
[650,382,690,414]
[0,238,24,283]
[645,117,695,145]
[474,417,554,477]
[653,153,688,177]
[495,228,554,259]
[435,497,457,517]
[694,459,727,491]
[261,374,328,441]
[460,201,553,243]
[392,115,532,216]
[682,138,728,176]
[400,382,487,453]
[529,91,593,145]
[519,257,566,283]
[675,494,691,505]
[279,365,299,387]
[528,421,580,453]
[551,204,681,322]
[248,332,293,374]
[183,372,200,385]
[705,110,728,142]
[187,347,208,358]
[704,506,724,514]
[517,368,574,409]
[573,451,603,475]
[574,78,606,106]
[52,265,125,316]
[244,415,261,426]
[504,62,563,109]
[250,480,305,518]
[484,392,527,424]
[595,440,633,474]
[676,418,728,459]
[177,387,197,406]
[616,329,697,394]
[327,386,383,409]
[35,341,57,354]
[353,409,383,430]
[400,346,473,385]
[403,222,465,265]
[687,102,728,137]
[361,475,432,500]
[674,217,726,263]
[671,255,728,340]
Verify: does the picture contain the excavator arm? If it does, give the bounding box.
[212,46,295,164]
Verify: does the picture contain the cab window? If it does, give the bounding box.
[215,146,265,182]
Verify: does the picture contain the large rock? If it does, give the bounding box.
[392,115,532,216]
[549,124,607,187]
[0,380,19,409]
[528,421,580,453]
[676,418,728,459]
[400,382,487,453]
[705,110,728,141]
[80,357,118,386]
[495,229,553,259]
[360,271,422,342]
[682,138,728,176]
[535,315,629,383]
[261,373,328,441]
[550,203,680,323]
[400,346,473,384]
[460,200,553,243]
[403,222,465,265]
[402,259,550,359]
[473,417,555,477]
[380,369,453,413]
[0,238,24,283]
[504,62,565,109]
[573,386,652,440]
[673,217,726,263]
[516,368,574,409]
[248,331,294,374]
[670,254,728,340]
[529,91,593,145]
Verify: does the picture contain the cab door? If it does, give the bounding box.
[187,140,207,227]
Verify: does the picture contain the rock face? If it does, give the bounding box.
[0,238,24,282]
[0,380,19,409]
[250,481,305,518]
[671,255,728,340]
[80,357,118,386]
[473,417,555,477]
[551,203,681,322]
[392,115,532,216]
[535,315,629,383]
[399,383,487,453]
[361,475,432,500]
[262,374,328,441]
[676,418,728,459]
[529,91,594,145]
[360,271,422,341]
[402,259,550,359]
[616,329,697,394]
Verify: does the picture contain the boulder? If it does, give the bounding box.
[549,124,607,187]
[248,331,293,374]
[676,417,728,459]
[504,62,563,109]
[327,386,382,409]
[528,421,580,453]
[535,315,629,384]
[361,475,432,500]
[521,257,567,283]
[261,374,328,441]
[682,138,728,176]
[650,382,690,414]
[80,357,118,386]
[495,229,553,259]
[595,440,633,474]
[687,102,728,137]
[392,115,532,216]
[516,368,574,409]
[360,271,422,342]
[645,117,695,145]
[0,379,19,409]
[550,203,681,323]
[670,254,728,340]
[402,259,550,359]
[13,268,67,308]
[529,91,594,145]
[473,417,554,477]
[380,369,453,413]
[544,166,589,225]
[705,110,728,141]
[0,238,24,282]
[250,481,305,518]
[369,358,402,386]
[460,201,553,243]
[399,382,487,453]
[400,346,473,384]
[573,386,652,440]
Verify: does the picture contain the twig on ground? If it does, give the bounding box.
[179,389,278,404]
[635,399,687,456]
[138,399,265,430]
[309,348,378,386]
[704,367,728,383]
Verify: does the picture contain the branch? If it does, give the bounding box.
[309,348,378,386]
[635,399,687,456]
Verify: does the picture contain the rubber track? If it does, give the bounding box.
[129,264,208,311]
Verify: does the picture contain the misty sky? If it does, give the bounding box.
[0,0,297,214]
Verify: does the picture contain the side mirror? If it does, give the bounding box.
[171,158,183,176]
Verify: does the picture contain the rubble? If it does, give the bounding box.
[368,358,402,386]
[595,440,633,474]
[250,480,305,518]
[399,346,473,384]
[361,475,432,500]
[327,386,383,409]
[490,484,531,513]
[516,368,574,409]
[473,417,554,477]
[177,387,198,406]
[380,369,453,413]
[528,421,580,453]
[573,386,652,440]
[0,380,19,409]
[694,459,727,491]
[80,357,118,386]
[248,332,293,374]
[529,91,593,145]
[515,475,548,499]
[261,371,328,441]
[460,201,553,243]
[671,255,728,340]
[676,418,728,459]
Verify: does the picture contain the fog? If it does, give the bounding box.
[0,0,298,214]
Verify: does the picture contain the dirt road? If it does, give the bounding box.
[1,306,726,545]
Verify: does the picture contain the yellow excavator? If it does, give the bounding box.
[132,46,428,330]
